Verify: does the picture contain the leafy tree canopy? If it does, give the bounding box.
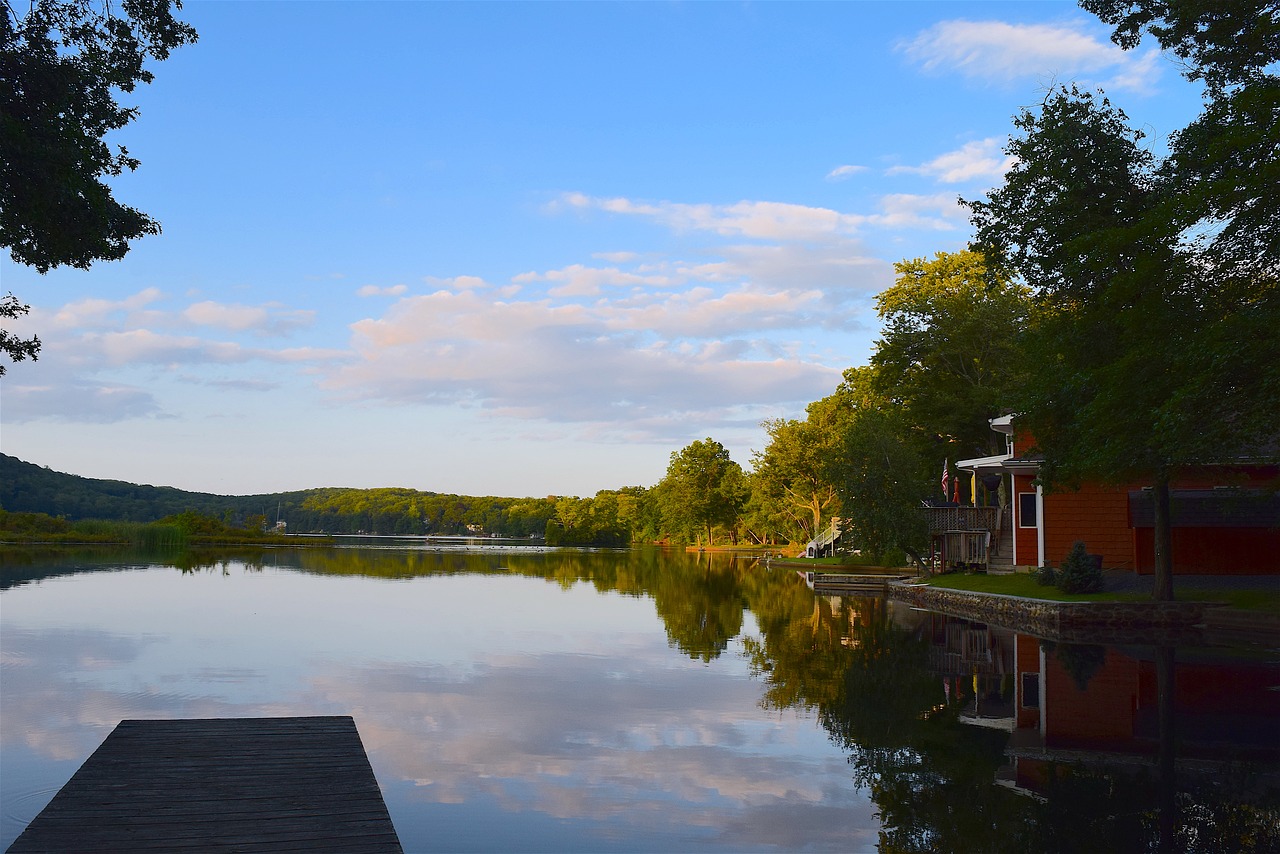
[1,0,197,272]
[657,438,746,546]
[871,250,1030,459]
[0,292,40,376]
[750,415,843,544]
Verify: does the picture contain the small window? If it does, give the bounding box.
[1018,492,1038,528]
[1021,672,1040,708]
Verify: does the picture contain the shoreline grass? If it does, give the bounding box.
[922,572,1280,613]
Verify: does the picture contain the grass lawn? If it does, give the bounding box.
[924,573,1144,602]
[923,573,1280,612]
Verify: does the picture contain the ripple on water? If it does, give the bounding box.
[3,783,62,833]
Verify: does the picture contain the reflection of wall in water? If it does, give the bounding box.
[910,610,1280,801]
[1009,635,1280,795]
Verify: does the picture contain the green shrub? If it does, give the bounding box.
[1034,562,1057,586]
[1056,540,1103,594]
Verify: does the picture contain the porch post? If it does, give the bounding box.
[1010,474,1018,568]
[1035,483,1045,568]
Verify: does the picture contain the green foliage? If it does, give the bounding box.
[1083,0,1279,92]
[0,454,562,538]
[0,510,187,547]
[749,415,843,545]
[544,492,635,547]
[0,509,71,537]
[825,403,929,563]
[0,292,40,376]
[871,250,1030,459]
[1034,562,1057,587]
[656,438,745,546]
[1056,541,1104,594]
[1052,642,1108,692]
[1,0,198,272]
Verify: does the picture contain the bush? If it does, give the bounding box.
[1034,562,1057,586]
[1056,540,1103,594]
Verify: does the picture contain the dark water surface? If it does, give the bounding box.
[1,546,1276,852]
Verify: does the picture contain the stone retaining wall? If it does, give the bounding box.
[889,582,1220,645]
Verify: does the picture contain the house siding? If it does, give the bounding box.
[1133,527,1280,575]
[1043,484,1136,570]
[1005,422,1277,576]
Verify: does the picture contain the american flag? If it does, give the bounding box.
[941,460,949,498]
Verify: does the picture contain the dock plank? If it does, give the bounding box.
[7,716,402,853]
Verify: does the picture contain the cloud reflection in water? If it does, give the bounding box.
[0,564,877,851]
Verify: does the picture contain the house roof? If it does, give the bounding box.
[955,453,1012,473]
[989,414,1015,435]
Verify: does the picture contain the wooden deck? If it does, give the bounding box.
[7,716,402,853]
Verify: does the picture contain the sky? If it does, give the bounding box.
[1,2,1207,498]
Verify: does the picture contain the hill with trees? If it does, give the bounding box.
[0,454,557,537]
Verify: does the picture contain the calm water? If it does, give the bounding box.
[1,545,1277,852]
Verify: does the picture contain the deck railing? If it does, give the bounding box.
[923,506,999,535]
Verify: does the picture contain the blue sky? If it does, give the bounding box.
[1,2,1204,498]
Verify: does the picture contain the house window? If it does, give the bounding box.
[1021,673,1040,708]
[1018,492,1037,528]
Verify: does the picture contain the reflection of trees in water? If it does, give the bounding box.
[651,557,746,662]
[743,580,856,713]
[819,602,1038,853]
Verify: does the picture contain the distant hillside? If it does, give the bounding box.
[0,454,309,525]
[0,454,556,536]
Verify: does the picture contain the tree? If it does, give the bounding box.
[969,75,1278,600]
[1,292,39,376]
[2,0,197,272]
[750,415,842,544]
[1085,0,1280,458]
[657,438,745,546]
[871,250,1030,460]
[825,406,929,563]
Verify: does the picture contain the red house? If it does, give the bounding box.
[956,416,1280,575]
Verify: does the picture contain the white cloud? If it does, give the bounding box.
[558,193,867,242]
[1,377,162,423]
[4,290,350,423]
[49,288,165,330]
[592,251,640,264]
[825,164,866,181]
[182,300,315,335]
[899,19,1162,94]
[513,264,673,297]
[322,281,843,442]
[356,284,409,297]
[888,138,1016,184]
[557,191,963,244]
[865,193,968,230]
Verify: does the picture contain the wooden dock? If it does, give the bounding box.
[801,570,911,594]
[7,716,402,853]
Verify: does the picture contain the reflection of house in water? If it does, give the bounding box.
[909,607,1020,727]
[915,612,1280,796]
[1008,635,1280,789]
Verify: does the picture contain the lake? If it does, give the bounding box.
[2,544,1277,852]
